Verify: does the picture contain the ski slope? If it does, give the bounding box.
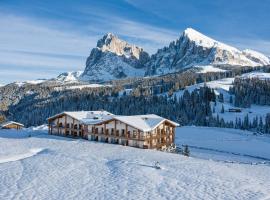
[0,127,270,200]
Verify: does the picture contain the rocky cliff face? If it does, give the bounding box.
[80,33,150,82]
[146,28,270,76]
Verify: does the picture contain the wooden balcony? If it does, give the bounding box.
[87,131,145,141]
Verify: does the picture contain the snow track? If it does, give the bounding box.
[188,145,270,165]
[0,148,44,164]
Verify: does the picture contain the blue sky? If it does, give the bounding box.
[0,0,270,84]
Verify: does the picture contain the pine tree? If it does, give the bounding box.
[218,93,224,103]
[243,114,250,130]
[259,116,264,133]
[183,145,190,157]
[229,96,233,104]
[221,104,225,113]
[265,113,270,134]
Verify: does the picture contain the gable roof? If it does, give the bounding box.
[0,121,24,128]
[47,111,179,131]
[48,110,114,125]
[113,114,179,132]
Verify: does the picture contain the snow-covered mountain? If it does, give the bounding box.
[56,71,83,82]
[80,33,150,82]
[146,28,270,76]
[242,49,270,66]
[6,28,270,85]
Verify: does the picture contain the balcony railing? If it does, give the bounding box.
[51,125,83,131]
[87,131,148,141]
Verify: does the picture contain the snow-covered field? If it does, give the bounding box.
[176,126,270,164]
[0,127,270,200]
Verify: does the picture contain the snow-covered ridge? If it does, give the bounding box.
[15,79,47,87]
[184,28,240,53]
[146,28,270,76]
[242,49,270,66]
[56,71,83,82]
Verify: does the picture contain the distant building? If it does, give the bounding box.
[228,108,242,113]
[47,111,179,149]
[0,121,24,130]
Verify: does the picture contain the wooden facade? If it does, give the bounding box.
[48,113,87,139]
[48,112,178,150]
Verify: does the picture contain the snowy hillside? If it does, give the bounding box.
[146,28,270,76]
[0,127,270,200]
[171,71,270,123]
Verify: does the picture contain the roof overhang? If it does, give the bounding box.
[1,121,24,127]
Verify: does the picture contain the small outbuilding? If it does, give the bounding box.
[0,121,24,130]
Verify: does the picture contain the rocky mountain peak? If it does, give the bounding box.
[96,33,144,60]
[80,33,150,82]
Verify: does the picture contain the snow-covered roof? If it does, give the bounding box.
[48,110,114,125]
[48,111,179,130]
[0,121,24,127]
[114,114,179,132]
